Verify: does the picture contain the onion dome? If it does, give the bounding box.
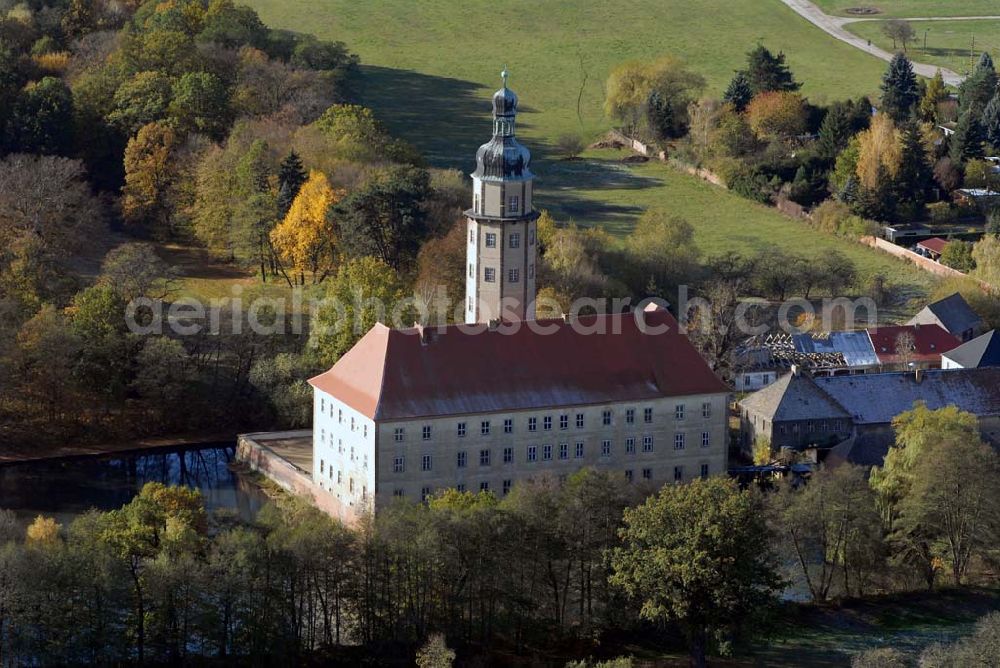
[472,67,533,181]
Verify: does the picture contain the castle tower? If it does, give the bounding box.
[465,67,539,324]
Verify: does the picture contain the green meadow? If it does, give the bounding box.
[848,19,1000,76]
[245,0,935,302]
[813,1,1000,18]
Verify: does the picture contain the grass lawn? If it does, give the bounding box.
[543,149,935,307]
[246,0,890,166]
[847,19,1000,76]
[814,1,1000,18]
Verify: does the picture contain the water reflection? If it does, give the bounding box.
[0,444,267,524]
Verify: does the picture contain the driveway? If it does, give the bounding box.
[779,0,1000,85]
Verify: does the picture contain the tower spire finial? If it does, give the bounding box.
[501,65,509,88]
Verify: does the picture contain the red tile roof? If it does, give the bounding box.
[917,237,948,255]
[309,310,729,421]
[867,324,961,366]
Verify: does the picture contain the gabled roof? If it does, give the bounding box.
[867,324,960,365]
[908,292,983,336]
[814,368,1000,425]
[309,310,729,421]
[942,330,1000,368]
[916,237,948,254]
[739,372,851,422]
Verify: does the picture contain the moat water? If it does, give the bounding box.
[0,443,267,524]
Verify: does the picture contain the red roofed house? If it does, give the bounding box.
[916,237,948,261]
[867,323,961,368]
[306,75,729,523]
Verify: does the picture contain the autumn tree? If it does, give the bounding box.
[611,477,781,668]
[106,70,173,137]
[972,234,1000,286]
[122,121,179,231]
[414,219,466,322]
[604,61,650,135]
[624,210,700,296]
[99,242,175,302]
[880,53,919,122]
[271,170,341,284]
[169,71,230,139]
[745,91,807,139]
[855,113,902,190]
[643,56,705,140]
[919,70,948,122]
[940,240,975,272]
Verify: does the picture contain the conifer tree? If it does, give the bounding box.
[894,122,932,212]
[959,53,997,114]
[742,44,800,95]
[880,53,919,122]
[950,107,987,164]
[817,102,855,160]
[983,92,1000,150]
[722,71,753,112]
[276,150,307,215]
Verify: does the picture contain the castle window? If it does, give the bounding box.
[422,454,432,471]
[456,483,466,493]
[576,413,584,428]
[601,440,611,456]
[480,481,490,492]
[349,478,354,493]
[528,263,535,279]
[393,489,404,498]
[673,466,683,482]
[473,193,480,212]
[543,416,552,431]
[644,468,654,480]
[467,296,473,312]
[394,427,405,442]
[320,459,325,474]
[481,420,491,436]
[504,418,513,434]
[457,422,467,437]
[468,263,474,278]
[337,470,341,483]
[320,397,325,413]
[421,486,431,502]
[485,233,497,248]
[503,447,513,463]
[626,408,635,424]
[543,444,552,461]
[644,407,653,423]
[528,417,537,432]
[625,469,633,482]
[602,410,612,426]
[702,402,712,418]
[575,442,584,458]
[528,229,535,245]
[700,463,710,479]
[469,227,475,243]
[527,445,537,462]
[674,433,684,450]
[480,449,491,466]
[422,425,431,440]
[508,268,519,283]
[502,479,512,496]
[644,435,655,452]
[559,443,568,460]
[509,232,520,248]
[457,451,467,468]
[701,432,710,448]
[626,437,635,454]
[508,195,519,212]
[338,409,343,424]
[484,267,496,282]
[559,414,568,430]
[675,404,685,420]
[393,456,405,473]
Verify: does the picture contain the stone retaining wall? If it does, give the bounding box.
[236,433,364,526]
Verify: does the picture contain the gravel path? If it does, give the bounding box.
[779,0,1000,86]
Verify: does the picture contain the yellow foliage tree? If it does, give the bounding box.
[26,515,62,547]
[855,114,902,190]
[270,171,342,284]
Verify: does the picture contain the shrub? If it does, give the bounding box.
[555,133,585,159]
[927,201,958,224]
